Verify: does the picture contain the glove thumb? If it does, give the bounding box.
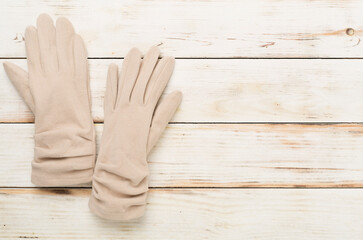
[147,91,182,154]
[3,62,35,113]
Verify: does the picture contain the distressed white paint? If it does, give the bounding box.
[1,0,363,238]
[0,0,363,58]
[1,124,363,187]
[1,189,363,239]
[2,59,363,122]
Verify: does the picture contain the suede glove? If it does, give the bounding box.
[3,14,95,186]
[89,46,182,220]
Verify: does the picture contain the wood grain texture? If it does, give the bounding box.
[3,59,363,123]
[2,0,363,238]
[1,0,363,58]
[1,123,363,187]
[1,188,363,239]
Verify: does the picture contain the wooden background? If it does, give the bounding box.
[1,0,363,239]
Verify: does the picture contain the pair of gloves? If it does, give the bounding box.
[3,14,182,220]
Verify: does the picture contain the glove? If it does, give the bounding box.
[3,14,95,186]
[89,46,182,220]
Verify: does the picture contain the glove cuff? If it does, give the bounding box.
[31,128,96,186]
[88,156,149,220]
[88,191,147,221]
[31,153,95,186]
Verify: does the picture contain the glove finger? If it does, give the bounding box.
[56,17,75,73]
[131,46,160,104]
[74,34,90,102]
[118,48,142,105]
[144,56,175,106]
[3,62,35,112]
[104,63,118,117]
[74,34,88,80]
[147,91,182,154]
[36,14,58,74]
[25,26,42,75]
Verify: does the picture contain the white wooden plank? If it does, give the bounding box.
[1,188,363,239]
[0,0,363,58]
[1,124,363,187]
[2,59,363,122]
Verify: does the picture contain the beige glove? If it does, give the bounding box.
[3,14,95,186]
[89,46,182,220]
